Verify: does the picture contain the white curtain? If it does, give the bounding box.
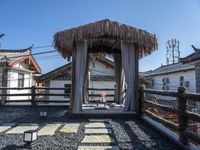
[72,40,88,114]
[83,53,89,104]
[120,69,126,104]
[121,41,136,111]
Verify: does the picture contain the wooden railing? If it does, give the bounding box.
[0,86,70,106]
[88,88,115,97]
[139,86,200,147]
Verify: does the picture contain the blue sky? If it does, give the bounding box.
[0,0,200,73]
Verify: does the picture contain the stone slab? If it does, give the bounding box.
[7,124,38,134]
[85,123,112,128]
[38,124,61,136]
[89,119,111,122]
[60,123,79,133]
[0,123,15,133]
[78,146,120,150]
[85,128,112,134]
[81,135,115,144]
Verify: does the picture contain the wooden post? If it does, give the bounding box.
[177,86,188,145]
[135,45,139,114]
[139,86,144,118]
[2,65,8,104]
[31,86,36,105]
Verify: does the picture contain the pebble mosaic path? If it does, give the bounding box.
[79,119,120,150]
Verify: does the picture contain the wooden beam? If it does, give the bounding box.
[143,89,179,97]
[88,45,120,53]
[135,45,139,114]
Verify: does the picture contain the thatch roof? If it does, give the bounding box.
[54,19,158,59]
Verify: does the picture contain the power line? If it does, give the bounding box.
[5,50,58,59]
[32,45,53,49]
[37,57,63,61]
[34,55,61,59]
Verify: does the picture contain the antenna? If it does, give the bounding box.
[166,38,180,65]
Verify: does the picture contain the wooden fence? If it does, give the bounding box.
[139,86,200,147]
[0,86,70,105]
[0,87,116,105]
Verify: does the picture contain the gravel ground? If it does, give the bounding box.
[0,107,182,150]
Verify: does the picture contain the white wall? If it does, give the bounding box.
[89,81,115,101]
[49,80,71,101]
[150,70,196,100]
[90,60,114,76]
[7,70,32,101]
[6,61,33,102]
[47,59,116,102]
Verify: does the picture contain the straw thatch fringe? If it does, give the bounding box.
[54,19,158,59]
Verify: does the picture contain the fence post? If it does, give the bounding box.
[31,86,36,105]
[177,86,188,145]
[139,86,144,118]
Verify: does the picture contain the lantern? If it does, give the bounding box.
[23,130,37,148]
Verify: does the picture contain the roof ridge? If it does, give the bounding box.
[0,45,33,53]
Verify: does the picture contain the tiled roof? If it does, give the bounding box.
[142,62,194,77]
[0,46,32,53]
[181,45,200,63]
[0,46,32,62]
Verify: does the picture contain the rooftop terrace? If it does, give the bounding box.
[0,107,181,150]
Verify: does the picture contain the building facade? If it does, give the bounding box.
[38,57,148,102]
[142,63,196,100]
[37,57,115,102]
[181,45,200,93]
[0,47,41,102]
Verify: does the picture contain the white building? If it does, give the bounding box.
[0,47,41,102]
[142,62,196,100]
[38,57,115,102]
[38,57,148,102]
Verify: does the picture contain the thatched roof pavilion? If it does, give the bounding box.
[54,19,157,59]
[53,19,158,115]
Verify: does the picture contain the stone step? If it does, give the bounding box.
[88,119,111,122]
[81,135,115,144]
[78,146,120,150]
[85,123,112,128]
[84,128,112,134]
[6,124,38,134]
[38,124,61,136]
[0,123,15,133]
[60,123,79,133]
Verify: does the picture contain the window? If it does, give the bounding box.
[151,79,154,87]
[18,73,24,88]
[64,84,71,98]
[162,77,170,90]
[180,76,184,86]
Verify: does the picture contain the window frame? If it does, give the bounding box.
[64,84,71,98]
[18,73,24,88]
